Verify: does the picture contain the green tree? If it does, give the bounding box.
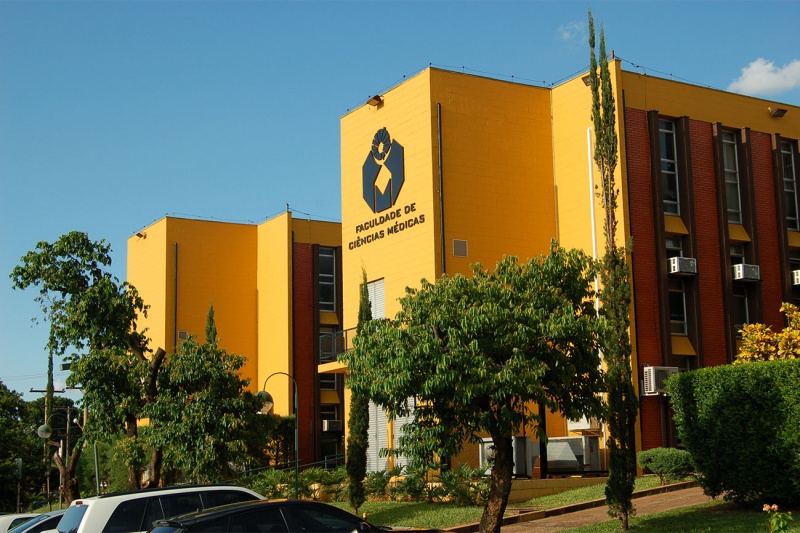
[588,11,639,530]
[346,268,372,514]
[145,310,263,483]
[0,381,44,512]
[10,231,167,492]
[342,247,605,533]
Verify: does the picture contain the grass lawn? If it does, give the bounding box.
[561,501,800,532]
[331,477,800,532]
[329,477,665,529]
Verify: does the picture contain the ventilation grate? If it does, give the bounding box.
[453,239,468,257]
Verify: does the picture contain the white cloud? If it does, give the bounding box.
[557,21,585,42]
[727,58,800,96]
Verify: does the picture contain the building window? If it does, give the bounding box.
[659,120,680,215]
[319,247,336,312]
[666,236,687,334]
[367,279,385,319]
[722,131,742,224]
[665,236,683,259]
[730,244,749,336]
[320,373,337,391]
[668,279,688,335]
[320,405,339,421]
[782,141,799,231]
[732,284,749,333]
[730,244,745,265]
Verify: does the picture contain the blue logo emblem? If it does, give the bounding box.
[362,128,405,213]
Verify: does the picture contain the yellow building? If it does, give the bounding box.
[128,212,343,467]
[128,63,800,477]
[337,65,800,474]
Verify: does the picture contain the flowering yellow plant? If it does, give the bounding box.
[735,303,800,364]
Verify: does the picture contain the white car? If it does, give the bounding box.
[50,484,263,533]
[0,514,38,533]
[7,509,65,533]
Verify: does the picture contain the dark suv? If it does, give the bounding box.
[148,499,441,532]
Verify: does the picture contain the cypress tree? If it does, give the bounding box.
[589,10,639,530]
[346,268,372,513]
[205,303,217,346]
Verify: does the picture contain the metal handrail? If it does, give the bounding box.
[319,328,356,364]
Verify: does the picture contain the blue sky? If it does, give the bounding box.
[2,0,799,401]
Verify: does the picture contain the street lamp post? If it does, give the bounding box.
[257,372,299,499]
[36,406,74,509]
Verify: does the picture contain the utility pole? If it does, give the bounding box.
[16,458,22,512]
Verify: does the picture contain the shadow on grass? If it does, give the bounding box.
[567,503,770,532]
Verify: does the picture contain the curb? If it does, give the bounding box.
[445,480,701,532]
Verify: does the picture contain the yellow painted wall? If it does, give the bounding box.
[127,217,259,388]
[431,69,557,274]
[127,220,170,356]
[291,218,341,247]
[341,67,560,328]
[341,69,438,328]
[257,213,294,414]
[620,70,800,133]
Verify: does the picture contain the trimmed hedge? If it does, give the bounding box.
[637,447,694,485]
[666,358,800,506]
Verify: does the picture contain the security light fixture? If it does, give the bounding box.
[769,107,788,118]
[367,95,383,106]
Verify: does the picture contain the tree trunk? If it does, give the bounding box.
[147,448,163,488]
[52,445,83,505]
[125,417,141,491]
[479,434,514,533]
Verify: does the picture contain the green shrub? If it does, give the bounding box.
[243,468,295,499]
[392,462,445,503]
[318,467,348,502]
[364,468,398,500]
[667,359,800,506]
[439,463,489,505]
[637,447,694,485]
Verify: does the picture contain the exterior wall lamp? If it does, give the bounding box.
[257,372,299,498]
[366,95,383,106]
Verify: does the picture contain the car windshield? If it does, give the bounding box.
[8,514,47,533]
[56,505,88,533]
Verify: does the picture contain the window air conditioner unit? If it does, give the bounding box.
[668,257,697,276]
[322,420,343,432]
[642,366,679,396]
[732,263,760,281]
[793,270,800,286]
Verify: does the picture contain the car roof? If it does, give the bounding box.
[94,483,250,500]
[155,500,357,528]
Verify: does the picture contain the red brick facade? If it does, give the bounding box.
[293,242,318,467]
[625,110,788,451]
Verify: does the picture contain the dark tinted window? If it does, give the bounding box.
[9,517,35,529]
[23,514,64,533]
[12,514,46,532]
[160,493,202,519]
[201,490,259,509]
[102,497,147,533]
[143,497,165,530]
[190,516,228,533]
[228,509,287,533]
[283,505,359,532]
[57,505,88,533]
